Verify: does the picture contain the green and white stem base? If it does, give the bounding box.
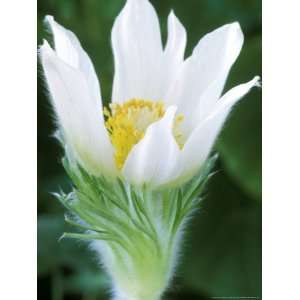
[56,154,217,300]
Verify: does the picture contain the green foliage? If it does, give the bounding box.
[180,171,261,297]
[58,154,217,244]
[217,36,262,200]
[54,152,217,300]
[38,215,109,299]
[38,0,261,299]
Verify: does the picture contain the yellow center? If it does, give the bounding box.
[104,99,184,170]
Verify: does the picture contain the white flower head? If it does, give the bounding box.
[40,0,260,188]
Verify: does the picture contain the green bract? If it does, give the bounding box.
[56,153,217,300]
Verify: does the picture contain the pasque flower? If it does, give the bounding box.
[40,0,259,299]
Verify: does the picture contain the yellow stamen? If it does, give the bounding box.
[104,99,184,169]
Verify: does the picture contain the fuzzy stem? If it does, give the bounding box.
[59,154,218,300]
[112,289,162,300]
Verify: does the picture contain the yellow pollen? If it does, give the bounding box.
[104,99,184,169]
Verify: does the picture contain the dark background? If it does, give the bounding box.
[37,1,261,299]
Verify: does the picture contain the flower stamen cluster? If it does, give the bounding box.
[104,99,184,169]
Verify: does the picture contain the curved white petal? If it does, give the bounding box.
[164,11,186,64]
[45,15,102,109]
[40,41,117,177]
[122,106,180,187]
[111,0,164,103]
[173,76,260,183]
[166,22,244,135]
[162,11,187,101]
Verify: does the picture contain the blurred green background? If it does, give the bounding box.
[37,0,261,299]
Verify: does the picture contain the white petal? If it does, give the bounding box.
[192,22,243,90]
[122,106,180,187]
[167,22,244,135]
[174,76,260,183]
[111,0,164,103]
[40,41,117,176]
[164,11,186,64]
[162,11,187,101]
[45,15,102,109]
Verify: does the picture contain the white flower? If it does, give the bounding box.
[41,2,261,298]
[40,0,259,188]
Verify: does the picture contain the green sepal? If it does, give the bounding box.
[56,153,218,300]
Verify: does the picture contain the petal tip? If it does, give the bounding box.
[44,15,53,21]
[169,9,175,18]
[39,39,52,55]
[232,22,243,38]
[246,76,261,90]
[166,105,178,116]
[44,15,55,27]
[224,21,244,54]
[253,75,261,88]
[225,21,242,33]
[162,105,178,128]
[224,21,243,42]
[231,21,241,28]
